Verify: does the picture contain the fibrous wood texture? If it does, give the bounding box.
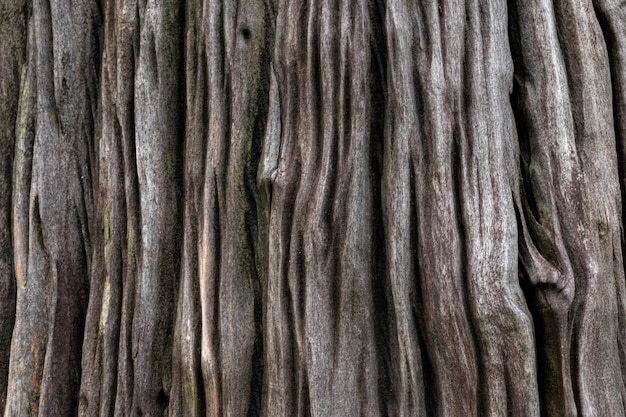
[0,0,625,416]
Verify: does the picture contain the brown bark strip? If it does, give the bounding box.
[4,18,37,417]
[168,3,205,415]
[185,0,268,416]
[266,1,385,415]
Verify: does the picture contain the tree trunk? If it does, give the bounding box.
[0,0,625,416]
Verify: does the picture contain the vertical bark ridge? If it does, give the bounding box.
[591,0,626,167]
[130,0,184,415]
[5,0,100,415]
[382,0,427,415]
[112,2,142,416]
[551,0,626,414]
[219,0,266,414]
[460,0,539,415]
[267,1,384,415]
[4,26,40,416]
[188,0,269,416]
[79,1,137,416]
[1,1,626,416]
[196,2,229,414]
[264,2,308,416]
[75,1,143,416]
[0,1,27,413]
[262,2,304,408]
[413,2,479,415]
[591,2,626,406]
[168,3,206,416]
[195,3,220,417]
[510,0,626,415]
[509,1,580,415]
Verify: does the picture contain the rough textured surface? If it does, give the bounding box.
[4,0,99,415]
[0,1,26,414]
[0,0,625,416]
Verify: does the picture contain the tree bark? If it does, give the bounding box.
[0,1,27,413]
[1,0,625,416]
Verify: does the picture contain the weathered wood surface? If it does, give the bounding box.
[0,0,625,416]
[0,1,27,413]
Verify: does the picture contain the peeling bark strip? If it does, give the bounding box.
[0,0,625,416]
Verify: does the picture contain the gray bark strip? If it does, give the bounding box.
[168,2,205,415]
[552,0,625,414]
[0,1,27,414]
[460,0,539,415]
[382,0,428,415]
[266,1,384,415]
[5,0,99,415]
[410,1,480,415]
[509,0,581,413]
[183,0,268,416]
[1,0,626,416]
[130,0,184,415]
[511,0,626,415]
[5,23,39,417]
[78,0,140,416]
[590,1,626,412]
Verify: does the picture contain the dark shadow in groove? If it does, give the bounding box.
[245,12,272,415]
[369,15,389,409]
[247,290,264,417]
[518,270,553,417]
[409,160,435,416]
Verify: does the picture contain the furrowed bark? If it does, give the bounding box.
[265,1,386,415]
[408,2,479,415]
[167,2,205,416]
[383,1,539,415]
[460,1,539,415]
[187,1,267,416]
[511,0,626,415]
[592,3,626,409]
[0,1,27,414]
[0,0,625,416]
[552,0,625,414]
[5,17,37,417]
[130,1,184,414]
[78,0,140,416]
[5,0,100,415]
[382,1,428,414]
